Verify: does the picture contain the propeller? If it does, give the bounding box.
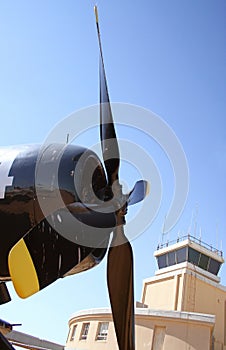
[8,8,149,350]
[95,6,149,350]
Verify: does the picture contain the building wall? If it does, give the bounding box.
[135,315,213,350]
[66,311,118,350]
[164,322,211,350]
[184,273,226,349]
[66,309,215,350]
[142,263,226,349]
[142,275,176,310]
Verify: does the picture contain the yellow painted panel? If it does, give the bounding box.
[8,239,40,298]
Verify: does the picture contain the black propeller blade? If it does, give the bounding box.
[95,6,137,350]
[107,213,135,350]
[95,6,120,188]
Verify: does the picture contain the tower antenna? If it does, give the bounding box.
[216,222,219,251]
[188,210,194,234]
[193,203,199,238]
[160,214,169,246]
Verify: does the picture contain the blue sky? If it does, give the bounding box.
[0,0,225,346]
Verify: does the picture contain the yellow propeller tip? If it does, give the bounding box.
[94,5,99,24]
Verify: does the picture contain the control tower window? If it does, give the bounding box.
[199,253,209,270]
[188,248,200,265]
[176,247,187,264]
[208,258,221,275]
[156,242,222,276]
[168,251,176,266]
[157,254,167,269]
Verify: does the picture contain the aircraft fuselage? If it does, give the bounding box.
[0,143,111,285]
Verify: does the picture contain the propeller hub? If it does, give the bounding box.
[104,181,129,226]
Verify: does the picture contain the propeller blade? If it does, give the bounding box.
[107,224,135,350]
[128,180,150,206]
[0,282,11,305]
[67,202,116,228]
[95,6,120,187]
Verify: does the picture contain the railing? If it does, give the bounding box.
[157,234,223,257]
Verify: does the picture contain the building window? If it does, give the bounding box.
[157,245,222,276]
[199,253,209,270]
[168,250,176,266]
[158,248,188,269]
[187,248,222,275]
[96,322,109,341]
[176,247,187,263]
[208,258,221,275]
[188,247,200,265]
[80,323,90,340]
[70,325,77,341]
[157,254,167,269]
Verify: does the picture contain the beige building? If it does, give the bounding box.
[65,235,225,350]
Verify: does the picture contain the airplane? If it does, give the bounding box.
[0,7,149,350]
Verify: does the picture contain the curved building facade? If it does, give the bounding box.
[65,236,225,350]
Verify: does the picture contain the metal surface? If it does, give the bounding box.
[0,144,112,296]
[6,330,64,350]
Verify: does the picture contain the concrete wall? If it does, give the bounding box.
[66,309,214,350]
[141,263,226,349]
